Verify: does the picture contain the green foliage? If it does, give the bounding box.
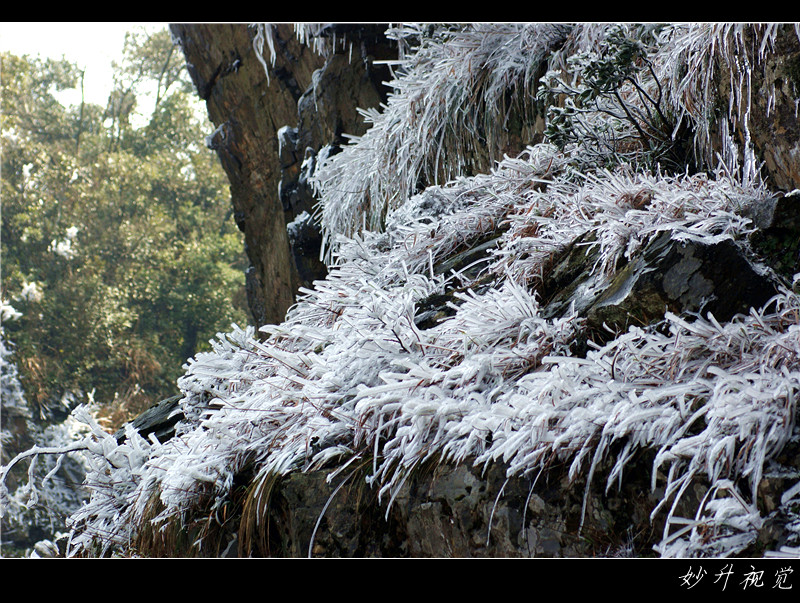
[1,28,249,424]
[538,24,693,172]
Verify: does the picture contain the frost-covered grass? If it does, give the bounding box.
[14,146,797,558]
[654,23,800,174]
[309,23,798,263]
[310,23,572,261]
[3,23,800,558]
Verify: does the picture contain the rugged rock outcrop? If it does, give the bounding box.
[240,458,663,557]
[543,228,782,335]
[241,431,800,558]
[715,25,800,192]
[170,24,395,326]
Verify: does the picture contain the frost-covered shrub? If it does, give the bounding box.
[1,302,90,554]
[1,416,91,553]
[537,23,800,180]
[538,24,692,172]
[309,23,571,260]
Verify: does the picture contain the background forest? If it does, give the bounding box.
[1,27,250,434]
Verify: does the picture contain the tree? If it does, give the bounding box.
[1,28,249,426]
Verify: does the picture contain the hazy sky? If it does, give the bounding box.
[1,22,169,107]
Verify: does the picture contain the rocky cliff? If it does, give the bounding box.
[169,24,396,326]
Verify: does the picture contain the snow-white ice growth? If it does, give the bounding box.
[48,234,77,260]
[310,23,572,261]
[37,144,799,557]
[654,24,800,173]
[15,281,43,304]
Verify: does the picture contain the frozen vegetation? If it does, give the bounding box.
[1,302,90,555]
[3,23,800,557]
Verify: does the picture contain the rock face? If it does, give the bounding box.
[228,431,800,558]
[113,394,182,444]
[169,24,310,327]
[542,229,781,335]
[725,25,800,192]
[749,191,800,279]
[170,24,395,327]
[244,459,663,557]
